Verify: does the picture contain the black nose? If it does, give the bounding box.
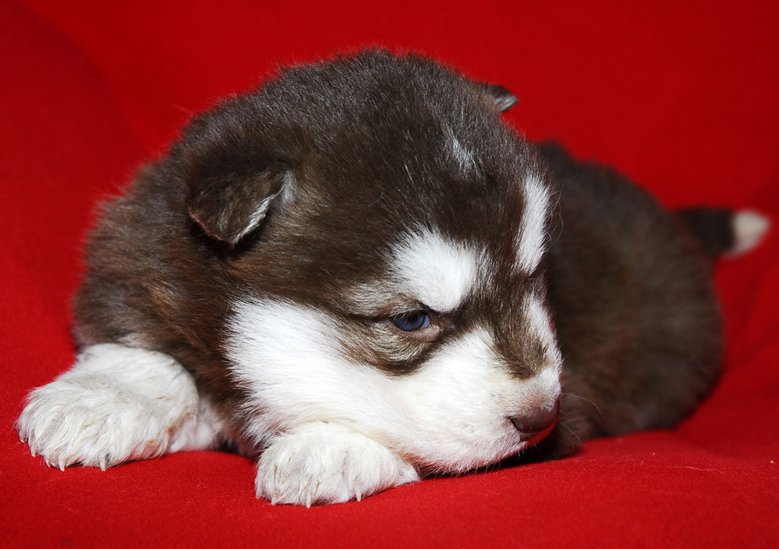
[510,399,560,441]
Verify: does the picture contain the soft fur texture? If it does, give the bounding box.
[16,50,766,506]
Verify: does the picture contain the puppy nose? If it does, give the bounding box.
[510,399,560,441]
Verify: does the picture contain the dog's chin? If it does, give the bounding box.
[414,422,562,478]
[417,435,554,480]
[434,410,561,476]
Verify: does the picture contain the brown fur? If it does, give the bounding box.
[538,142,722,456]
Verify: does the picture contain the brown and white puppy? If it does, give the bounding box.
[17,50,768,506]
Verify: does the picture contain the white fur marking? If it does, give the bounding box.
[728,210,770,256]
[524,294,563,373]
[515,175,550,273]
[17,344,221,470]
[390,230,481,312]
[227,299,562,503]
[445,124,476,173]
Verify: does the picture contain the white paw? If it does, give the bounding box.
[17,344,200,470]
[256,422,419,506]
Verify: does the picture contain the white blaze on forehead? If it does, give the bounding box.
[515,175,551,273]
[390,229,482,312]
[445,123,476,173]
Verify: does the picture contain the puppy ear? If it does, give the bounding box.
[187,165,292,246]
[482,83,518,112]
[181,101,297,246]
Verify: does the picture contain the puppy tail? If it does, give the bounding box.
[676,207,770,259]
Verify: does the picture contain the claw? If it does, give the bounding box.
[99,456,107,471]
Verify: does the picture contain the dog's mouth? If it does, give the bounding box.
[509,398,560,446]
[517,417,558,447]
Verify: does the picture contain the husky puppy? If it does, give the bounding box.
[17,51,768,506]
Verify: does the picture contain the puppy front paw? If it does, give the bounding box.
[256,422,419,506]
[17,375,183,470]
[17,344,199,470]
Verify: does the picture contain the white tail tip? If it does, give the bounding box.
[729,210,770,256]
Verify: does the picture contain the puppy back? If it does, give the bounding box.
[539,142,723,449]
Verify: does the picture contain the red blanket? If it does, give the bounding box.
[2,0,778,546]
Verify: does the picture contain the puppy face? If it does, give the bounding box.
[184,52,562,473]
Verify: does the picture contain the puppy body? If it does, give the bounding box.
[540,142,725,456]
[17,51,763,505]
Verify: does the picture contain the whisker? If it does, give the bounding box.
[557,419,583,446]
[563,391,604,418]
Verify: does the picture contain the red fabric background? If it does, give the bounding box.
[2,0,778,547]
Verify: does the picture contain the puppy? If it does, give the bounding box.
[17,50,768,506]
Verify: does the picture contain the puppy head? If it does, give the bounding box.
[181,51,561,473]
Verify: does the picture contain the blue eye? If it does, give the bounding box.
[392,311,432,332]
